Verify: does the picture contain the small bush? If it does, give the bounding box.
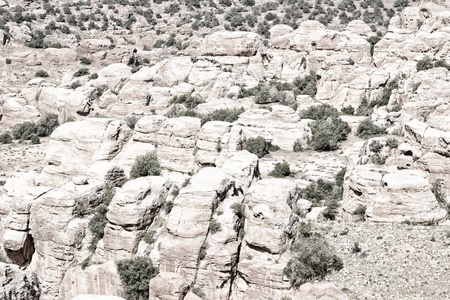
[293,139,303,152]
[89,73,99,80]
[74,68,89,77]
[35,70,49,77]
[341,105,354,115]
[431,179,446,205]
[0,132,13,144]
[355,97,372,116]
[385,137,399,149]
[30,134,40,144]
[143,230,156,244]
[116,257,159,300]
[284,235,343,287]
[356,119,387,139]
[130,151,161,178]
[353,205,367,220]
[269,162,291,177]
[369,140,383,153]
[88,183,115,251]
[417,56,434,70]
[69,80,82,89]
[309,117,351,151]
[125,115,141,130]
[198,243,208,260]
[200,107,244,125]
[5,58,11,64]
[80,57,91,65]
[192,287,207,299]
[352,242,362,253]
[170,94,203,109]
[300,104,340,121]
[164,201,174,214]
[36,114,59,137]
[209,219,222,234]
[245,136,272,158]
[293,73,317,97]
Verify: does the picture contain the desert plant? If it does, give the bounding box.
[89,73,99,80]
[200,107,245,125]
[170,94,203,109]
[292,73,317,97]
[353,205,367,220]
[124,115,141,130]
[130,151,161,178]
[69,80,82,89]
[143,230,156,244]
[356,119,387,139]
[284,235,343,287]
[164,201,174,214]
[80,57,91,65]
[5,58,11,64]
[300,104,340,121]
[36,114,59,137]
[88,183,115,250]
[209,219,222,234]
[369,140,383,153]
[341,105,355,115]
[385,137,399,149]
[30,134,40,144]
[309,116,351,151]
[293,139,303,152]
[35,70,49,77]
[74,68,89,77]
[0,132,13,144]
[269,162,291,177]
[116,257,159,300]
[352,242,362,253]
[245,136,272,158]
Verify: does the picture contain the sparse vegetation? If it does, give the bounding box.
[11,114,59,141]
[35,70,49,77]
[0,132,13,144]
[269,162,291,177]
[209,219,222,234]
[130,151,161,178]
[356,119,387,139]
[245,136,277,158]
[88,183,115,251]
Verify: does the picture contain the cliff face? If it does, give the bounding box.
[1,1,450,299]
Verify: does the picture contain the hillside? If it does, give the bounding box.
[0,0,450,299]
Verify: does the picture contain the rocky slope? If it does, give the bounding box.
[0,0,450,300]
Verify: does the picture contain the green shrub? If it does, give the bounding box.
[12,122,37,140]
[355,97,372,116]
[309,117,351,151]
[35,70,49,77]
[341,105,354,115]
[116,257,159,300]
[74,68,90,77]
[269,162,291,177]
[30,134,40,144]
[416,57,434,72]
[245,136,273,158]
[284,235,343,287]
[292,73,317,97]
[5,58,11,64]
[209,219,222,234]
[69,80,82,89]
[164,201,174,214]
[369,140,383,153]
[88,183,115,251]
[26,30,46,48]
[230,202,245,233]
[353,205,367,220]
[198,243,208,260]
[356,119,386,139]
[170,94,203,109]
[334,167,346,188]
[80,57,91,65]
[299,178,335,204]
[89,73,99,80]
[192,287,207,299]
[36,114,59,137]
[300,104,340,121]
[293,140,303,152]
[385,137,399,149]
[200,107,244,125]
[125,115,141,130]
[0,132,13,144]
[130,151,161,178]
[143,230,156,244]
[371,153,387,165]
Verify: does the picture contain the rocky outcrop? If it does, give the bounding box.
[0,263,40,300]
[149,272,189,300]
[237,106,311,151]
[202,31,262,57]
[157,117,201,174]
[35,119,132,186]
[342,167,447,222]
[152,168,236,283]
[98,177,171,261]
[59,261,122,300]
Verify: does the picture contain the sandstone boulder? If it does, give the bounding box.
[202,31,262,57]
[0,263,40,300]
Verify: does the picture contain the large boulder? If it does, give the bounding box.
[202,31,262,57]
